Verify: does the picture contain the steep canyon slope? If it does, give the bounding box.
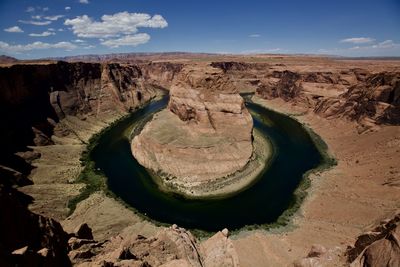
[1,55,400,266]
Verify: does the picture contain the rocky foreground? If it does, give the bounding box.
[1,54,400,266]
[132,64,256,196]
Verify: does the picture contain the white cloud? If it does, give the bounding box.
[372,40,398,49]
[350,40,400,50]
[74,39,85,43]
[26,6,35,12]
[58,28,64,32]
[19,20,52,26]
[79,0,89,4]
[44,15,64,21]
[249,34,261,38]
[84,45,95,49]
[101,33,150,48]
[64,12,168,38]
[4,26,24,33]
[29,31,56,37]
[31,15,42,20]
[26,6,48,13]
[0,41,77,53]
[340,37,375,44]
[65,6,71,11]
[48,28,56,31]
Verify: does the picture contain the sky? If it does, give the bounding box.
[0,0,399,59]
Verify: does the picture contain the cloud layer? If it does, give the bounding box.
[64,12,168,38]
[101,33,150,48]
[340,37,375,44]
[29,31,56,37]
[19,20,52,26]
[0,41,77,52]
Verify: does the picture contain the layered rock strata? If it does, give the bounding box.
[132,66,255,196]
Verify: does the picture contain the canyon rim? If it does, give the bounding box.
[1,1,400,266]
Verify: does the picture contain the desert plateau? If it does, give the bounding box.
[1,1,400,267]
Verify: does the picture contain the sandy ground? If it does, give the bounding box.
[18,109,162,241]
[230,96,400,266]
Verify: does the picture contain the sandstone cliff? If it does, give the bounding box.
[0,179,71,266]
[0,61,158,180]
[132,65,254,196]
[66,223,237,267]
[1,57,400,266]
[315,72,400,125]
[348,212,400,267]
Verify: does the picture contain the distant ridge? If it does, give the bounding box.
[47,52,400,63]
[3,52,399,64]
[0,55,18,64]
[45,52,219,63]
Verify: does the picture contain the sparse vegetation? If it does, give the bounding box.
[67,112,134,214]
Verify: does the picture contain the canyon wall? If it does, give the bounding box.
[210,61,400,126]
[1,57,400,266]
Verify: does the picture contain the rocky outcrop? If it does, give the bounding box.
[0,61,157,182]
[253,67,400,126]
[140,61,184,89]
[347,212,400,266]
[132,65,254,196]
[257,70,304,101]
[66,224,239,267]
[293,244,342,267]
[0,184,71,266]
[76,225,203,267]
[0,62,160,264]
[210,61,269,73]
[315,72,400,125]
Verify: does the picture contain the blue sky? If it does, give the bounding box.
[0,0,399,59]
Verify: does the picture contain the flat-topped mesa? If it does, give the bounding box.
[168,70,250,134]
[131,67,254,196]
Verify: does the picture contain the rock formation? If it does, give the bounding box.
[1,55,400,266]
[256,70,304,101]
[315,72,400,125]
[0,61,158,184]
[66,223,239,267]
[347,212,400,267]
[0,180,71,266]
[131,65,254,196]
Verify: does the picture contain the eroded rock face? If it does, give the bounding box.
[67,225,239,267]
[257,70,303,101]
[314,72,400,125]
[0,184,71,266]
[347,213,400,266]
[0,61,157,171]
[132,66,253,193]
